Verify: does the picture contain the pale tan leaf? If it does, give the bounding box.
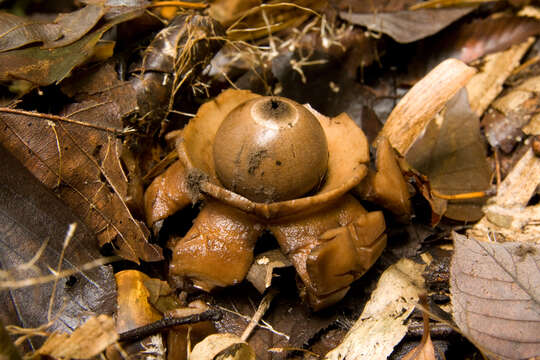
[325,259,426,360]
[468,147,540,243]
[466,39,534,117]
[451,232,540,359]
[36,315,118,359]
[190,333,255,360]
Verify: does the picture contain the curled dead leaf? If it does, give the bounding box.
[246,250,292,294]
[0,9,141,89]
[190,333,255,360]
[36,315,118,359]
[115,270,162,333]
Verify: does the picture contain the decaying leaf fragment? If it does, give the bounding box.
[0,8,142,88]
[115,270,162,333]
[325,259,426,360]
[339,7,473,43]
[167,301,216,360]
[466,38,535,117]
[451,233,540,360]
[190,333,255,360]
[400,294,437,360]
[246,250,292,294]
[406,89,491,222]
[36,315,118,359]
[468,147,540,243]
[0,4,106,52]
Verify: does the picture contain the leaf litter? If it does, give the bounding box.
[0,144,115,350]
[1,1,540,359]
[451,232,540,359]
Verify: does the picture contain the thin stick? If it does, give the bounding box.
[431,189,490,200]
[146,1,208,9]
[118,309,221,343]
[0,256,120,289]
[241,289,277,341]
[47,223,77,322]
[511,55,540,76]
[0,107,127,135]
[215,305,289,340]
[494,147,501,188]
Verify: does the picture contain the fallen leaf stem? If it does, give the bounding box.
[118,309,221,343]
[0,107,127,135]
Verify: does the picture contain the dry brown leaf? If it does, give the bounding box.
[339,7,473,43]
[482,75,540,152]
[246,250,291,294]
[402,333,436,360]
[0,144,116,350]
[402,296,436,360]
[406,89,491,222]
[325,259,426,360]
[0,12,61,52]
[0,4,106,52]
[36,314,118,359]
[0,9,142,89]
[414,15,540,77]
[0,97,162,263]
[212,0,326,40]
[466,38,534,117]
[468,147,540,243]
[190,333,256,360]
[451,232,540,360]
[378,58,476,155]
[115,270,162,333]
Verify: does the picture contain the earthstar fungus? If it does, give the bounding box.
[144,90,409,310]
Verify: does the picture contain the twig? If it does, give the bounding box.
[118,309,221,343]
[241,289,277,341]
[0,256,120,289]
[215,305,289,340]
[47,223,77,322]
[494,146,501,189]
[146,1,207,9]
[0,107,129,135]
[431,189,493,200]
